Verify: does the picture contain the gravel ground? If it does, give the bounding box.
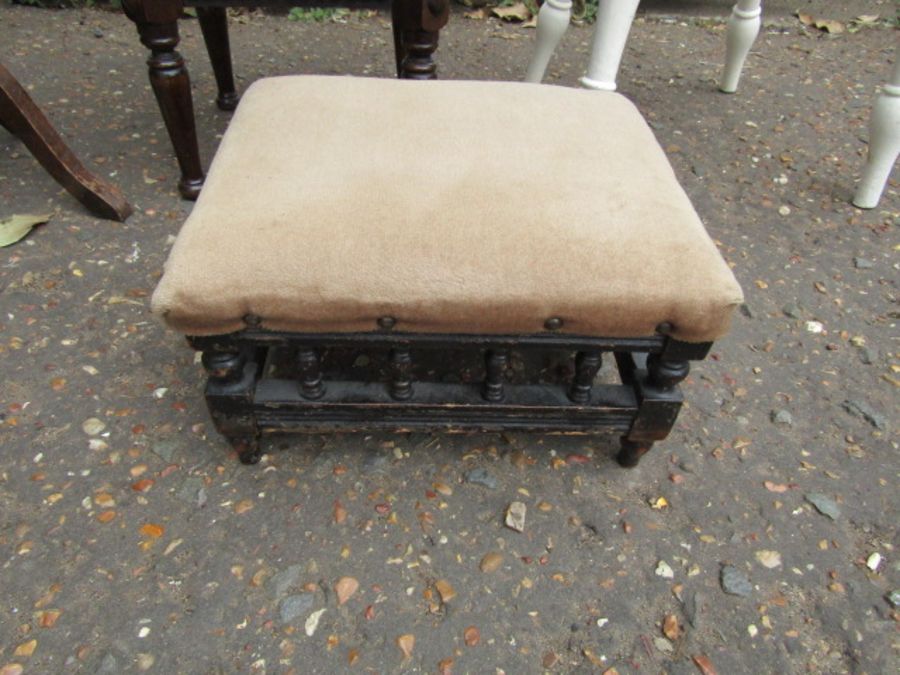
[1,3,897,674]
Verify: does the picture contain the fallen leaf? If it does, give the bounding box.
[139,523,164,539]
[764,480,789,493]
[463,625,481,646]
[333,499,347,524]
[0,213,52,247]
[491,2,530,21]
[692,654,718,675]
[0,665,24,675]
[479,552,503,573]
[815,19,844,33]
[796,12,815,26]
[131,479,154,493]
[13,640,36,657]
[234,499,254,514]
[94,493,115,507]
[755,550,783,569]
[438,657,454,675]
[432,481,453,496]
[662,614,681,640]
[38,609,61,628]
[335,576,359,605]
[96,511,117,523]
[396,634,415,658]
[650,496,669,509]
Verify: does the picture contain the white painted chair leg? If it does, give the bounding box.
[524,0,573,84]
[853,58,900,209]
[720,0,762,93]
[580,0,640,91]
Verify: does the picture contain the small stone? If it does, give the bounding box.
[805,320,824,333]
[866,552,882,572]
[747,624,758,638]
[335,576,359,605]
[683,591,702,628]
[434,579,456,603]
[853,257,874,269]
[82,418,106,436]
[806,493,841,520]
[93,28,104,38]
[841,399,887,431]
[464,468,497,489]
[505,501,526,532]
[653,636,674,653]
[655,560,674,579]
[151,439,180,462]
[739,303,753,319]
[755,550,782,569]
[176,477,204,505]
[720,565,752,597]
[396,634,415,658]
[305,608,326,637]
[136,654,155,671]
[770,410,793,427]
[778,205,791,216]
[361,452,389,474]
[270,565,304,600]
[279,594,315,623]
[886,590,900,608]
[782,303,802,319]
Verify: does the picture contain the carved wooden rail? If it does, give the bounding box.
[188,330,711,467]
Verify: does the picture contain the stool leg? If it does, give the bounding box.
[580,0,639,91]
[853,57,900,209]
[197,7,239,111]
[201,348,260,463]
[392,0,440,79]
[524,0,573,84]
[617,437,652,468]
[568,351,601,404]
[720,0,762,93]
[389,347,414,401]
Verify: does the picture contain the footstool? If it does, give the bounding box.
[152,76,743,467]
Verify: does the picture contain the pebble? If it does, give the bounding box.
[683,591,701,628]
[755,550,782,569]
[279,594,315,623]
[505,501,526,532]
[305,608,326,636]
[270,564,304,600]
[82,418,106,436]
[720,565,752,596]
[853,257,874,269]
[655,560,674,579]
[782,303,803,319]
[151,439,180,462]
[93,27,104,38]
[887,590,900,608]
[770,409,793,427]
[805,320,824,334]
[778,205,791,216]
[866,552,882,572]
[464,468,497,489]
[653,636,674,653]
[805,493,840,520]
[841,399,887,431]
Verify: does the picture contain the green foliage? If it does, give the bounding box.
[288,6,349,23]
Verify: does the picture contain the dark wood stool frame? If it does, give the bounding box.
[121,0,450,199]
[187,326,712,468]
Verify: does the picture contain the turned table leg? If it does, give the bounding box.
[524,0,572,83]
[0,63,132,221]
[197,7,240,111]
[392,0,448,79]
[123,0,204,200]
[581,0,640,91]
[853,56,900,209]
[720,0,762,93]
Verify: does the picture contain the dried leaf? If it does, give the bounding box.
[0,213,52,247]
[764,480,789,493]
[815,19,844,33]
[139,523,164,539]
[491,2,530,21]
[463,625,481,646]
[662,614,681,640]
[13,640,37,657]
[131,479,154,493]
[755,550,782,568]
[692,654,718,675]
[479,552,503,573]
[333,499,347,524]
[96,511,117,524]
[0,664,24,675]
[335,576,359,605]
[38,609,61,628]
[396,634,415,658]
[796,12,815,26]
[234,499,254,514]
[438,657,454,675]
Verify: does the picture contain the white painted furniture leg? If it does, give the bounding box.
[853,57,900,209]
[580,0,640,91]
[720,0,762,93]
[524,0,573,83]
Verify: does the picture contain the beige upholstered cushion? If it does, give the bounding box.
[152,76,743,343]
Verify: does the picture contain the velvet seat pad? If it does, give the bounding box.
[151,76,743,343]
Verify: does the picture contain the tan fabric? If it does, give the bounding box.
[152,76,743,343]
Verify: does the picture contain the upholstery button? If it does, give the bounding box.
[243,313,262,327]
[656,322,674,335]
[378,316,396,330]
[544,317,563,331]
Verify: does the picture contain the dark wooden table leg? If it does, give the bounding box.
[196,7,240,111]
[0,63,133,222]
[392,0,449,79]
[123,0,204,200]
